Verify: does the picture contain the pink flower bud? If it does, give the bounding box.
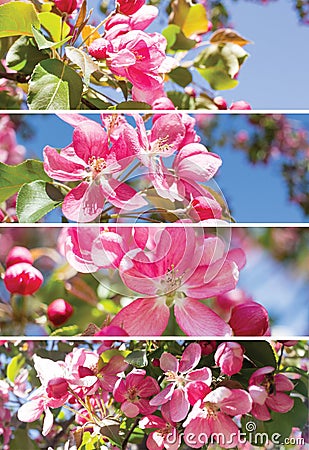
[152,358,160,367]
[214,96,227,110]
[88,38,109,60]
[54,0,77,14]
[229,100,252,110]
[215,342,244,376]
[5,246,33,268]
[47,299,74,327]
[46,377,69,399]
[229,302,269,336]
[191,195,222,220]
[117,0,145,15]
[4,263,43,295]
[199,340,217,355]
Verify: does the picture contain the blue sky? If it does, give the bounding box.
[17,113,308,223]
[86,0,309,109]
[222,0,309,108]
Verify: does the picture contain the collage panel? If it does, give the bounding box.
[0,339,308,450]
[0,0,308,110]
[0,112,308,224]
[0,225,308,337]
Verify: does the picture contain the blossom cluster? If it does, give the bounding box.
[59,226,270,336]
[12,340,306,450]
[43,113,226,223]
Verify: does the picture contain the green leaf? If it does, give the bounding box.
[265,398,308,442]
[167,90,196,109]
[116,101,151,110]
[169,66,192,87]
[28,59,83,109]
[6,36,48,74]
[7,353,25,382]
[125,350,148,368]
[65,46,99,86]
[162,25,180,49]
[0,1,40,38]
[32,26,71,50]
[194,42,248,90]
[242,341,277,368]
[0,159,50,203]
[16,180,63,223]
[197,67,239,90]
[50,325,79,336]
[163,24,196,52]
[38,12,70,42]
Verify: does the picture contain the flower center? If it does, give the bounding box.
[126,386,140,402]
[203,401,219,418]
[262,374,276,395]
[151,136,171,155]
[133,51,144,61]
[159,423,172,438]
[160,264,183,298]
[87,156,107,178]
[165,370,186,387]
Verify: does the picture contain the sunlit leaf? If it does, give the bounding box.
[0,1,40,38]
[16,180,62,223]
[38,12,70,42]
[210,28,251,46]
[0,159,50,203]
[182,4,208,37]
[65,46,99,86]
[32,26,71,50]
[81,24,100,46]
[28,59,83,109]
[7,354,25,382]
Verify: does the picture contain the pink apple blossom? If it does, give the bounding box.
[111,228,242,335]
[249,366,294,421]
[105,6,159,40]
[229,302,270,336]
[43,119,146,221]
[106,30,169,92]
[150,343,212,422]
[183,387,252,448]
[139,404,181,450]
[113,369,160,417]
[214,342,244,376]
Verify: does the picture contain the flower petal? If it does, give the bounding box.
[62,182,104,222]
[174,297,231,336]
[110,297,169,335]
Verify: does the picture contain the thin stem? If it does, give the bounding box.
[277,344,285,369]
[122,417,139,450]
[78,11,115,49]
[52,181,71,193]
